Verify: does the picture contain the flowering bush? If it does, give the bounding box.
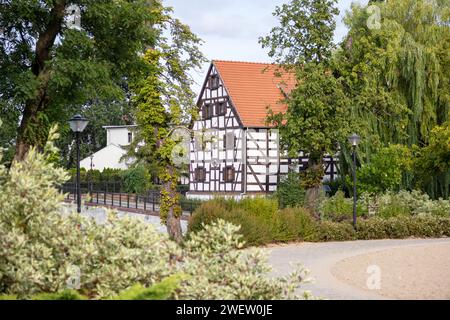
[0,129,177,298]
[178,220,312,300]
[0,129,312,299]
[361,190,450,218]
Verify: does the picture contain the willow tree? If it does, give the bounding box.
[128,5,205,241]
[336,0,450,197]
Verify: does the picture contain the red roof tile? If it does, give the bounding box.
[213,60,296,127]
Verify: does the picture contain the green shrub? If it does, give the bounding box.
[121,164,151,194]
[188,200,272,247]
[225,209,273,246]
[316,221,356,241]
[188,200,229,234]
[275,172,305,208]
[32,290,87,300]
[319,191,367,222]
[274,208,318,242]
[189,193,450,247]
[189,197,279,246]
[180,196,204,213]
[240,197,279,219]
[189,198,318,246]
[357,216,450,240]
[113,274,186,300]
[0,275,185,300]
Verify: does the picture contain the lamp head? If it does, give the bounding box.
[69,114,89,133]
[348,133,361,147]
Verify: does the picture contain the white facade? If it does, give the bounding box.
[80,125,136,171]
[105,126,136,146]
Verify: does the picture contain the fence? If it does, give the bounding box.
[61,182,198,216]
[64,179,189,195]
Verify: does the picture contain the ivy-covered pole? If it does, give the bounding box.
[125,2,205,242]
[130,50,188,243]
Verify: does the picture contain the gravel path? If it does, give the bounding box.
[266,238,450,300]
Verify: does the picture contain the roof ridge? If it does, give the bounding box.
[213,59,276,66]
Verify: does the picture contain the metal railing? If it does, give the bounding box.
[60,183,197,216]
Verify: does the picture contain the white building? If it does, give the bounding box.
[80,125,136,171]
[80,125,190,185]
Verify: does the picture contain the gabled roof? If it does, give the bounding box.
[213,60,296,127]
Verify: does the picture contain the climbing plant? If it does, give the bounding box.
[128,6,205,241]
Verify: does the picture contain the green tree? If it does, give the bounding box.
[270,63,351,211]
[414,119,450,198]
[275,171,305,208]
[259,0,339,65]
[261,0,348,212]
[356,144,413,194]
[0,104,20,167]
[0,0,160,161]
[121,164,151,194]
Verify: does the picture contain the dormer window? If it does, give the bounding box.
[209,74,220,90]
[216,101,227,116]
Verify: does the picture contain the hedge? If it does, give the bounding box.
[188,198,450,247]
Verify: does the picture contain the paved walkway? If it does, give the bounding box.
[266,238,450,300]
[60,203,188,234]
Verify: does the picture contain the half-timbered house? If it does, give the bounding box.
[188,60,337,199]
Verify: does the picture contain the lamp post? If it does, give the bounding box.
[348,133,360,229]
[69,114,89,213]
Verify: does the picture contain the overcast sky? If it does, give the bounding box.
[164,0,370,92]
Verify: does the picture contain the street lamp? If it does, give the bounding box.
[69,114,89,213]
[348,133,360,229]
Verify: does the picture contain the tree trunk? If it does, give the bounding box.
[162,167,183,243]
[166,209,183,243]
[14,103,41,161]
[13,1,66,161]
[303,154,325,218]
[14,71,51,162]
[305,184,321,212]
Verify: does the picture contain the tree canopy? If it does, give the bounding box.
[0,0,199,161]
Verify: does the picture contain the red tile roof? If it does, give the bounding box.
[213,60,296,127]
